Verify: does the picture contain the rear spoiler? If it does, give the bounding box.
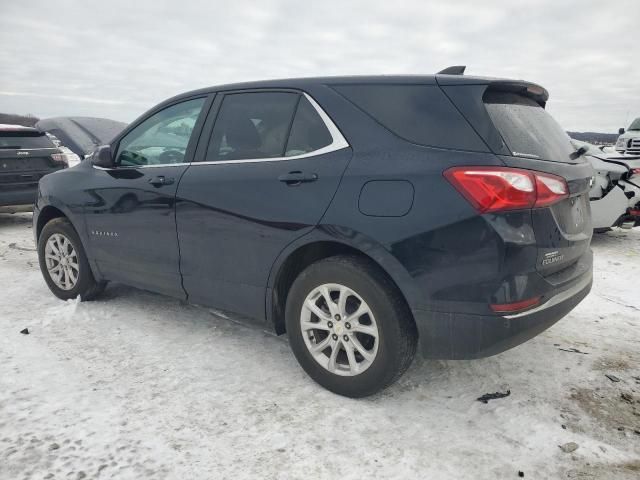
[435,66,549,107]
[485,80,549,107]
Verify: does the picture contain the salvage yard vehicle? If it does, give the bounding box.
[615,117,640,155]
[36,116,127,167]
[0,124,68,213]
[34,67,594,397]
[574,140,640,231]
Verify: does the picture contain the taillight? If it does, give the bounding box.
[50,153,69,166]
[444,167,568,213]
[534,172,569,207]
[631,168,640,177]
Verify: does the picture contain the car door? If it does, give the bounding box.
[176,90,352,320]
[83,96,209,297]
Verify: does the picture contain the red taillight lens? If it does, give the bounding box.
[631,168,640,177]
[444,167,568,213]
[50,153,68,166]
[534,172,569,207]
[490,296,541,313]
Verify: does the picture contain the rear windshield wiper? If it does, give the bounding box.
[570,146,588,160]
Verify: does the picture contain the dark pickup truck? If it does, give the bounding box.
[0,124,67,212]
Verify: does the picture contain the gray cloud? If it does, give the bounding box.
[1,0,638,132]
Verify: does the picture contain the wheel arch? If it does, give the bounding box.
[267,230,419,335]
[36,205,68,241]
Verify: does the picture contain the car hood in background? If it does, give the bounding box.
[35,117,127,157]
[587,151,640,171]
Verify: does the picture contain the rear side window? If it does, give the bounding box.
[0,132,55,149]
[484,91,575,162]
[333,84,487,151]
[285,96,333,156]
[206,92,299,161]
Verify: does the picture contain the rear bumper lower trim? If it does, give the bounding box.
[412,273,593,360]
[503,273,592,319]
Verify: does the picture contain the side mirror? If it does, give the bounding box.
[619,128,625,135]
[91,145,114,168]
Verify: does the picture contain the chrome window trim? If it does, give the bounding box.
[93,162,190,171]
[92,92,349,171]
[192,93,349,166]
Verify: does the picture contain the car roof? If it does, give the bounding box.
[164,73,547,106]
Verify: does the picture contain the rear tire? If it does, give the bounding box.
[38,218,106,301]
[286,255,417,398]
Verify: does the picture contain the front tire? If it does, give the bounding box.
[286,255,417,398]
[38,218,106,301]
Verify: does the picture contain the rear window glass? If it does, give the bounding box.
[484,91,575,162]
[0,132,55,149]
[333,84,487,151]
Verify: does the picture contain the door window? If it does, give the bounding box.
[116,98,205,167]
[205,92,299,162]
[285,96,333,157]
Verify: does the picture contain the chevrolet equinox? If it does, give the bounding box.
[34,67,594,397]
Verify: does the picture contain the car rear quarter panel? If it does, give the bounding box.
[308,86,560,317]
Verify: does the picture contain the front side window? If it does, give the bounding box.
[206,92,299,162]
[116,98,205,166]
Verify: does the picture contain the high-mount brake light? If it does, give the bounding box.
[444,167,568,213]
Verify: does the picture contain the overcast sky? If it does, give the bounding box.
[1,0,638,132]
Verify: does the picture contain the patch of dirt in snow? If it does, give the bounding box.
[568,387,640,434]
[592,356,633,372]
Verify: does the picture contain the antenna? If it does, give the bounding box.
[437,66,466,75]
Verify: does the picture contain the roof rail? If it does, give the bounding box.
[437,66,466,75]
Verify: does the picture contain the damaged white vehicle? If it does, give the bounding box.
[574,140,640,231]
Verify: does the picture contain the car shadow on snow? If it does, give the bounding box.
[590,228,640,248]
[93,282,529,404]
[0,212,33,228]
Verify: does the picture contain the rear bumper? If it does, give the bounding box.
[0,186,37,208]
[413,271,592,359]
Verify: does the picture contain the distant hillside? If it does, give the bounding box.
[568,131,618,145]
[0,113,40,127]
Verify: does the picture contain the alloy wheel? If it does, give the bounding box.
[300,283,379,376]
[44,233,79,291]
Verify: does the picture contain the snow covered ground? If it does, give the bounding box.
[1,213,638,480]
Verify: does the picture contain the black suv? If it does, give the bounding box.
[1,125,67,212]
[34,68,593,397]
